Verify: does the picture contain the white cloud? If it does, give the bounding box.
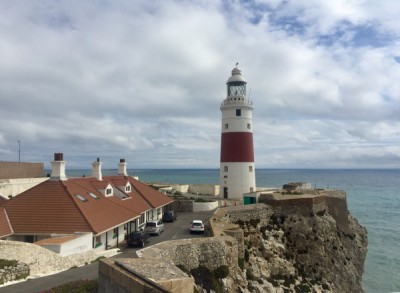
[0,0,399,169]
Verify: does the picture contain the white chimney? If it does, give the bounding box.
[50,153,67,181]
[92,158,102,180]
[118,159,127,176]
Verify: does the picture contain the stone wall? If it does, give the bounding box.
[0,260,29,285]
[170,199,193,212]
[0,240,99,276]
[188,184,219,196]
[193,201,219,212]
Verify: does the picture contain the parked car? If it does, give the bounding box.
[190,220,205,234]
[144,220,165,235]
[162,211,177,222]
[127,231,150,247]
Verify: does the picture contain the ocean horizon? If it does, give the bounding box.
[59,168,399,293]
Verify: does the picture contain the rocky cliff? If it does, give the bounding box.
[211,193,368,293]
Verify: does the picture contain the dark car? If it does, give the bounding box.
[127,231,150,247]
[162,211,177,222]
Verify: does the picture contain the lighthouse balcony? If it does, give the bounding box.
[221,97,253,108]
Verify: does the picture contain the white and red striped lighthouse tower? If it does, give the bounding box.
[220,65,256,201]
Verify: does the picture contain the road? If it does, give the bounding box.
[0,210,214,293]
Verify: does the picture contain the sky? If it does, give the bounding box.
[0,0,399,169]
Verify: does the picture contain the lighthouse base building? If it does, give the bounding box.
[220,66,256,201]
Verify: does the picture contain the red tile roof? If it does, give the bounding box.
[2,174,173,236]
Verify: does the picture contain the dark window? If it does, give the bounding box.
[236,109,241,116]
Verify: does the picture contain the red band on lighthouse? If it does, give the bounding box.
[220,132,254,162]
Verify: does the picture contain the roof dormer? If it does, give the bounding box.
[125,182,131,193]
[101,183,113,197]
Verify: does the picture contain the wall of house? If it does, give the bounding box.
[0,178,48,198]
[38,234,93,256]
[171,184,189,193]
[0,162,44,179]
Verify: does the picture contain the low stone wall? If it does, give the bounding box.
[0,240,99,276]
[0,260,29,285]
[258,190,350,231]
[170,199,193,212]
[99,258,193,293]
[188,184,219,196]
[138,236,238,272]
[193,200,219,212]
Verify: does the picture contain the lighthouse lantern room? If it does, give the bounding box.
[220,65,256,201]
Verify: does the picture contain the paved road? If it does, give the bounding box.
[0,210,214,293]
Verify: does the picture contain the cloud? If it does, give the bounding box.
[0,0,399,169]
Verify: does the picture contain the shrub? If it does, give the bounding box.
[214,265,229,279]
[249,218,260,228]
[246,269,255,281]
[190,266,221,293]
[238,257,245,271]
[0,259,17,269]
[244,249,250,262]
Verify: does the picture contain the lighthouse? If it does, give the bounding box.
[220,65,256,201]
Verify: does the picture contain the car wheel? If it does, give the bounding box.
[141,241,145,248]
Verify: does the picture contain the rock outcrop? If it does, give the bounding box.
[210,192,368,293]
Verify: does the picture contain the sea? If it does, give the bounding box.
[66,168,400,293]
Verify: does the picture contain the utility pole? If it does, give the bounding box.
[18,140,20,162]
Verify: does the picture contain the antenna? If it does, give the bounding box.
[236,62,239,67]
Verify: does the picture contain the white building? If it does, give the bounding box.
[220,66,256,201]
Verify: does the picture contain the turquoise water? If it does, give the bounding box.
[66,168,400,292]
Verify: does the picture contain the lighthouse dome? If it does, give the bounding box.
[227,67,247,84]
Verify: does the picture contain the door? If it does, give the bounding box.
[223,187,228,199]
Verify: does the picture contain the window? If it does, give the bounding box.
[106,188,112,195]
[76,194,88,202]
[113,227,118,239]
[236,109,241,116]
[89,192,99,199]
[125,185,131,192]
[247,123,251,129]
[249,166,253,172]
[224,166,228,172]
[225,123,229,129]
[250,187,254,192]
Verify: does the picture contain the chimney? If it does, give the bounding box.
[92,158,102,180]
[118,159,127,176]
[50,153,67,180]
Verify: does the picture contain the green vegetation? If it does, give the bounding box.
[190,265,230,293]
[213,265,229,279]
[249,218,260,228]
[238,257,245,271]
[0,259,29,285]
[244,249,250,262]
[0,259,17,268]
[42,279,98,293]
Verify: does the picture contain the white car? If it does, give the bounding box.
[144,220,164,236]
[190,220,205,234]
